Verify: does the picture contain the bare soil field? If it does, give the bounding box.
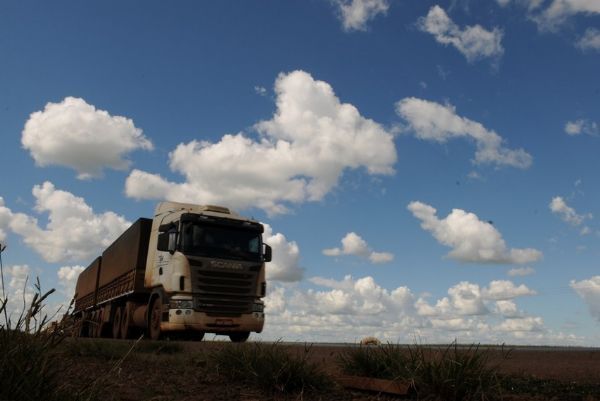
[57,339,600,401]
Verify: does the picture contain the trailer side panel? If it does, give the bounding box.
[73,256,101,313]
[97,218,152,304]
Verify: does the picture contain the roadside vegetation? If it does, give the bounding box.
[208,341,333,396]
[1,277,598,401]
[338,342,505,401]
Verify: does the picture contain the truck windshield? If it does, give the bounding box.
[180,222,262,261]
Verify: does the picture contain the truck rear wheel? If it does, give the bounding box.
[229,331,250,343]
[120,304,133,340]
[149,297,162,341]
[112,306,122,339]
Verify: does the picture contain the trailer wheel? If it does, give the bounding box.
[229,331,250,343]
[149,297,162,341]
[112,306,122,339]
[121,304,133,340]
[91,312,100,338]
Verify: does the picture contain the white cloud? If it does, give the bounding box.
[535,0,600,29]
[263,224,304,282]
[496,316,544,332]
[549,196,592,227]
[508,266,536,277]
[57,265,85,299]
[577,28,600,51]
[564,119,598,136]
[261,275,559,344]
[21,97,152,179]
[7,182,131,263]
[571,276,600,322]
[482,280,536,300]
[496,0,511,6]
[1,265,35,314]
[396,97,532,169]
[333,0,389,32]
[407,201,542,264]
[418,6,504,62]
[254,86,267,96]
[323,232,394,264]
[0,197,12,242]
[126,70,397,215]
[495,300,521,317]
[368,251,395,264]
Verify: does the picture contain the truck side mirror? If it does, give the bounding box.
[158,228,177,254]
[167,231,177,254]
[157,232,167,251]
[263,244,272,262]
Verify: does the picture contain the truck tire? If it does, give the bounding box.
[112,306,122,339]
[91,311,99,338]
[229,331,250,343]
[120,304,133,340]
[148,297,162,341]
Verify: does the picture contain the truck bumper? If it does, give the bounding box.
[161,309,264,333]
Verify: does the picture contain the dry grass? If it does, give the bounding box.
[338,341,507,401]
[208,341,333,396]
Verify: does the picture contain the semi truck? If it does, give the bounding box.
[72,202,272,342]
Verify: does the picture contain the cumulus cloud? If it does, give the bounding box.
[1,265,35,313]
[333,0,389,31]
[534,0,600,29]
[508,266,536,277]
[494,300,521,317]
[496,316,544,332]
[407,201,542,264]
[6,182,131,263]
[22,97,152,179]
[418,6,504,62]
[571,276,600,322]
[549,197,592,235]
[482,280,536,300]
[262,275,554,344]
[0,197,12,242]
[564,119,598,136]
[57,265,85,299]
[323,232,394,264]
[577,28,600,51]
[263,224,304,282]
[126,70,397,215]
[396,97,532,169]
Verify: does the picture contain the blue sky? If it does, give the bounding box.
[1,0,599,344]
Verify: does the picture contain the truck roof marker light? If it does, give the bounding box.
[204,205,230,214]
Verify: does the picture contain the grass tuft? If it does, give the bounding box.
[338,341,507,401]
[209,341,332,395]
[0,279,66,401]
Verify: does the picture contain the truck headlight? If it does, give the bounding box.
[252,302,264,313]
[170,300,194,309]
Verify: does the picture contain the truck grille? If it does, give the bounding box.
[192,265,259,315]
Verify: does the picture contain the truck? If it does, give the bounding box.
[71,202,272,342]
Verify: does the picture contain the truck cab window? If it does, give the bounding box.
[181,221,261,261]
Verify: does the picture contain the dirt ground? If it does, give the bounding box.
[57,339,600,401]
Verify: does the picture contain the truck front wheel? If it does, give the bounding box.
[149,297,162,341]
[229,331,250,343]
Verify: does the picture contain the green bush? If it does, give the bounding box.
[209,342,332,395]
[338,341,506,401]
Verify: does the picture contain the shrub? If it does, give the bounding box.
[209,341,332,395]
